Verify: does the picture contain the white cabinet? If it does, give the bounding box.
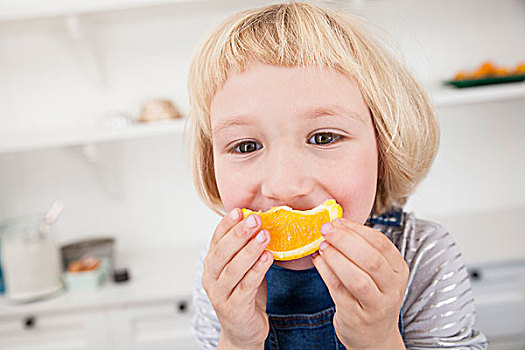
[108,300,197,350]
[487,339,525,350]
[0,311,110,350]
[0,246,203,350]
[469,262,525,350]
[0,298,197,350]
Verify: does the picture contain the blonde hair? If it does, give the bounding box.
[187,1,439,216]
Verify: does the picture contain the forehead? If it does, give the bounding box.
[210,63,370,131]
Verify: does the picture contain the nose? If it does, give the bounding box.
[260,148,314,204]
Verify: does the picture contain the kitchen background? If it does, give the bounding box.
[0,0,524,349]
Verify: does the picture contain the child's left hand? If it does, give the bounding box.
[312,218,409,350]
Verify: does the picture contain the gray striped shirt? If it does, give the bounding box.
[192,212,488,349]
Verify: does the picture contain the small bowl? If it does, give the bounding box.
[63,260,109,291]
[61,237,115,272]
[139,99,181,122]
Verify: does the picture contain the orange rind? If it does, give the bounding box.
[242,199,343,261]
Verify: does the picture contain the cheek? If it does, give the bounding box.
[213,156,252,212]
[328,150,378,224]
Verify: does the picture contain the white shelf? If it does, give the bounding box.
[0,0,202,22]
[1,82,525,155]
[431,81,525,108]
[0,119,186,155]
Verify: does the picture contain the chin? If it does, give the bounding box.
[273,254,315,270]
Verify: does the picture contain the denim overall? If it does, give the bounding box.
[264,210,405,350]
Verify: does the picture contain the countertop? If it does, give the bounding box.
[2,238,524,319]
[0,243,205,319]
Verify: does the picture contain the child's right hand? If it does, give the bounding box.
[201,208,273,349]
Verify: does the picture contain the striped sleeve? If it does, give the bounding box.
[400,216,488,349]
[191,248,221,349]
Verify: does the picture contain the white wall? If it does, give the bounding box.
[359,0,525,264]
[0,0,263,251]
[355,0,525,85]
[0,0,524,264]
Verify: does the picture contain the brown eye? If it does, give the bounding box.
[233,141,262,154]
[308,132,341,145]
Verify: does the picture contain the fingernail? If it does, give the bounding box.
[245,214,259,228]
[321,222,332,236]
[319,241,329,251]
[255,230,267,243]
[230,208,240,221]
[259,252,268,262]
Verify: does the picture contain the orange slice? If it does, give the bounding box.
[242,199,343,261]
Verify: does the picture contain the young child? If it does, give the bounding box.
[187,2,487,349]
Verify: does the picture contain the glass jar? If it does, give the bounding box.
[0,214,63,303]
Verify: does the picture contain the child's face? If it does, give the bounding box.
[210,63,378,225]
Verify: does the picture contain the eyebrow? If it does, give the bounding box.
[212,104,365,136]
[212,118,252,136]
[303,105,366,123]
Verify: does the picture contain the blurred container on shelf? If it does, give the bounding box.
[63,256,109,290]
[61,237,115,273]
[0,248,5,294]
[0,213,63,303]
[100,112,133,131]
[139,99,181,122]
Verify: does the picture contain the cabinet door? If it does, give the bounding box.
[109,298,198,350]
[470,264,525,341]
[485,337,525,350]
[0,311,110,350]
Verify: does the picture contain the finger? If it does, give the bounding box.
[230,250,274,301]
[312,252,362,311]
[217,229,271,297]
[318,241,382,308]
[210,208,243,247]
[331,218,406,274]
[321,221,394,292]
[205,213,262,279]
